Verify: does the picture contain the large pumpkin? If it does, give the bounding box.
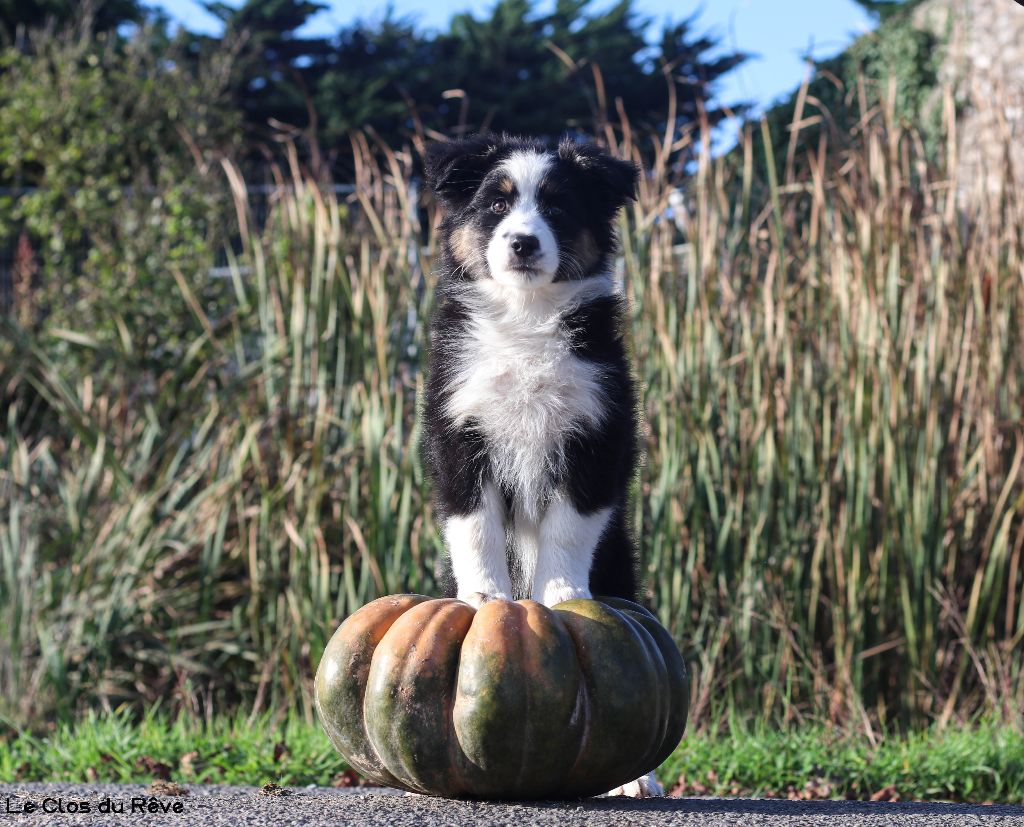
[314,594,688,799]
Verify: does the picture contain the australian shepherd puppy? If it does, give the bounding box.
[423,133,640,610]
[422,133,657,797]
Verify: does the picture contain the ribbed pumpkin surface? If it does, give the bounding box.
[314,594,688,799]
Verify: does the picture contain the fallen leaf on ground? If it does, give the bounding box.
[332,770,361,788]
[148,780,188,797]
[135,756,172,780]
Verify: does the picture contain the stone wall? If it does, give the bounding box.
[915,0,1024,200]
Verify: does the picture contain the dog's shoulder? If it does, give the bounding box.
[560,291,629,363]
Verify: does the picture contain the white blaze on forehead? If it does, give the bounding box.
[499,150,553,205]
[488,150,559,286]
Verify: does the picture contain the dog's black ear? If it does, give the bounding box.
[558,140,638,214]
[425,135,502,211]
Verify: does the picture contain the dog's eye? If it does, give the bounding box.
[490,198,509,215]
[545,205,564,217]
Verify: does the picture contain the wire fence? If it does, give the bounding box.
[0,183,369,315]
[0,180,689,316]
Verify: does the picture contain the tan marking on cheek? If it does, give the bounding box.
[451,225,483,267]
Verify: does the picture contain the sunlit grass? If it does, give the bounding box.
[661,718,1024,802]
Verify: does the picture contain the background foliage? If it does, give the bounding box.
[0,21,240,371]
[0,0,1022,739]
[205,0,746,154]
[756,0,944,175]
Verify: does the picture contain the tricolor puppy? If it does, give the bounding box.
[423,133,639,610]
[423,134,656,797]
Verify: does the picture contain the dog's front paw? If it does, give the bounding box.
[537,584,592,608]
[602,772,664,798]
[458,591,508,609]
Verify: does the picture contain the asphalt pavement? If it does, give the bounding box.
[2,783,1023,826]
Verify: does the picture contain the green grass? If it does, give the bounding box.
[0,711,344,788]
[661,721,1024,802]
[3,712,1022,803]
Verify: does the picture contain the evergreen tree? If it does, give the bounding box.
[0,0,143,39]
[851,0,924,22]
[315,11,437,142]
[320,0,747,152]
[203,0,333,136]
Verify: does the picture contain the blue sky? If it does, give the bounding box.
[157,0,874,116]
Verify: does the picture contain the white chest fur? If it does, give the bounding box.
[443,279,611,520]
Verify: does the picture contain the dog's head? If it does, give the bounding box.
[425,134,638,288]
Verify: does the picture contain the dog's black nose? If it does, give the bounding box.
[509,234,539,258]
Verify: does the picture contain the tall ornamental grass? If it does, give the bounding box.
[1,82,1021,731]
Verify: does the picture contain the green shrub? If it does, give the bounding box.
[0,22,242,375]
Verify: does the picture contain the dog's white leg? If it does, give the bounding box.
[512,508,540,604]
[444,481,513,608]
[532,493,611,607]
